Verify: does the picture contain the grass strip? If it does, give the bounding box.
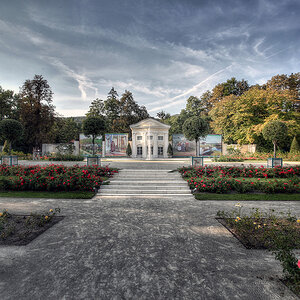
[0,191,95,199]
[194,193,300,201]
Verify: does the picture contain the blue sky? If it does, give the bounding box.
[0,0,299,117]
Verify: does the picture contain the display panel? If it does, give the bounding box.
[199,134,222,156]
[105,133,128,156]
[172,134,196,157]
[79,134,102,155]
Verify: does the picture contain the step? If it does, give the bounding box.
[108,181,187,186]
[96,194,193,197]
[101,185,189,190]
[113,175,181,179]
[99,189,191,194]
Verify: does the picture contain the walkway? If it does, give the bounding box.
[0,194,299,299]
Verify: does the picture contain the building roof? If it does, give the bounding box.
[130,118,171,129]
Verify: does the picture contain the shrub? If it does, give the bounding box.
[290,137,300,153]
[167,143,173,157]
[126,143,132,157]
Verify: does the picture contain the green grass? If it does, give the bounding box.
[194,193,300,201]
[0,191,95,199]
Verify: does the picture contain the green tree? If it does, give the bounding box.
[86,98,105,117]
[290,136,300,153]
[185,96,204,116]
[18,75,56,151]
[0,119,23,153]
[83,116,106,155]
[126,143,132,157]
[0,86,15,120]
[156,110,171,120]
[183,116,209,156]
[262,120,288,158]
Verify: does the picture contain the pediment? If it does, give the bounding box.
[130,118,170,129]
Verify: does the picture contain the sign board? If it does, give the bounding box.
[105,133,128,156]
[199,134,222,156]
[80,134,102,156]
[172,134,196,157]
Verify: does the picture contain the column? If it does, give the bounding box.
[132,132,136,158]
[153,132,158,158]
[164,132,168,158]
[142,131,147,158]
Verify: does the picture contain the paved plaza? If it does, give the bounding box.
[0,160,299,299]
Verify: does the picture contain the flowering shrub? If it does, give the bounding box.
[213,151,300,162]
[179,166,300,194]
[0,165,118,192]
[179,165,300,179]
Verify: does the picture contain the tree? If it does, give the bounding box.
[156,110,171,120]
[290,136,300,153]
[183,116,209,156]
[0,119,23,153]
[49,117,81,143]
[0,86,15,120]
[262,120,288,158]
[126,143,132,157]
[167,143,173,157]
[86,98,105,117]
[83,116,106,155]
[185,96,204,116]
[18,75,55,151]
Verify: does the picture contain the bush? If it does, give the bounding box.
[126,143,132,157]
[167,143,173,157]
[290,137,300,153]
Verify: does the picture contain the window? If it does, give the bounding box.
[158,136,163,140]
[137,136,142,140]
[147,146,153,155]
[147,135,153,140]
[158,146,163,156]
[137,146,143,155]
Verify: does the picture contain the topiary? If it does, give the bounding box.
[126,143,132,157]
[290,136,300,153]
[167,143,173,157]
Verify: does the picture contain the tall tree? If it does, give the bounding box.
[0,119,23,153]
[19,75,55,151]
[0,86,15,120]
[83,116,106,155]
[182,116,209,156]
[86,98,105,117]
[262,120,288,158]
[156,110,171,120]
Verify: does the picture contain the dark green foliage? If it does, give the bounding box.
[0,119,23,153]
[262,120,288,158]
[290,136,300,153]
[167,143,173,156]
[126,143,132,157]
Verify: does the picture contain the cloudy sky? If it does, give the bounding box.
[0,0,299,117]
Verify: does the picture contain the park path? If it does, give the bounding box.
[0,163,299,299]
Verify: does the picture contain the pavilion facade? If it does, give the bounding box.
[130,118,170,159]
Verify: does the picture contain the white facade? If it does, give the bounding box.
[130,118,171,159]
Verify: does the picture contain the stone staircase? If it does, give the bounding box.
[97,169,193,197]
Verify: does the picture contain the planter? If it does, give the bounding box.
[87,156,101,166]
[267,158,282,168]
[1,155,18,166]
[191,156,204,167]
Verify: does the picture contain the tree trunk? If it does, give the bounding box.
[92,136,95,155]
[195,139,198,156]
[273,142,276,158]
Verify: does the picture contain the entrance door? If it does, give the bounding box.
[137,146,143,156]
[158,146,163,156]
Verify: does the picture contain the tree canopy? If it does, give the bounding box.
[0,119,23,153]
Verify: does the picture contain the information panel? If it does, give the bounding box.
[79,134,102,156]
[199,134,222,156]
[172,134,196,157]
[105,133,128,156]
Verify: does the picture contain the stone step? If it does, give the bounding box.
[99,189,191,194]
[113,175,181,179]
[96,194,193,197]
[108,181,187,186]
[101,185,189,190]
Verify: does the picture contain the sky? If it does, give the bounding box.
[0,0,299,117]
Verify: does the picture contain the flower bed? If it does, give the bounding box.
[0,165,118,192]
[217,205,300,296]
[179,166,300,194]
[0,208,63,245]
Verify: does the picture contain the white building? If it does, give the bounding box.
[130,118,170,159]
